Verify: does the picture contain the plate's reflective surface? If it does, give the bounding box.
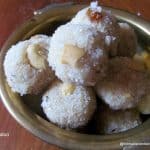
[0,4,150,150]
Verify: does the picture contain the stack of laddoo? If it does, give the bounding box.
[4,2,150,134]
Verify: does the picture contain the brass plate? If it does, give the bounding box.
[0,3,150,150]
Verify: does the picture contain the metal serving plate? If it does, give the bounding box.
[0,3,150,150]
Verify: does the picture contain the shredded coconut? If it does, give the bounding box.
[90,1,102,13]
[96,57,150,110]
[48,23,107,86]
[4,35,55,95]
[119,22,130,29]
[41,80,96,128]
[118,22,137,57]
[97,106,142,134]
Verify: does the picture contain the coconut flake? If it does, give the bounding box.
[119,23,130,29]
[90,1,102,13]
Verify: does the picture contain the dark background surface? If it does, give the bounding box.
[0,0,150,150]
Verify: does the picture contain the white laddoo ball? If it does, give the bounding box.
[4,35,55,95]
[48,23,108,86]
[71,2,120,56]
[117,23,137,57]
[41,80,96,129]
[96,104,142,134]
[96,57,150,110]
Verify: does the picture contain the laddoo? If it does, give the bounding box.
[4,35,55,95]
[41,80,96,128]
[96,57,150,110]
[48,23,108,86]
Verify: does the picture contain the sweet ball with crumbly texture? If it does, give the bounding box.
[117,23,137,57]
[96,104,142,134]
[95,57,150,110]
[41,80,96,129]
[48,23,108,86]
[71,2,119,36]
[71,2,120,57]
[4,35,55,95]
